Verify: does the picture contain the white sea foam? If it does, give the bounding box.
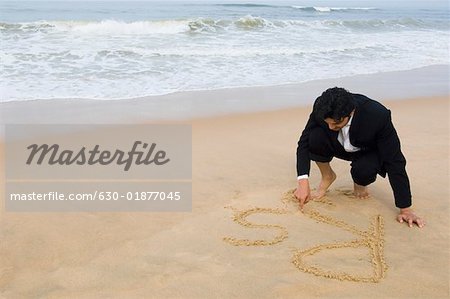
[1,1,448,102]
[292,6,377,12]
[1,16,442,37]
[26,20,191,35]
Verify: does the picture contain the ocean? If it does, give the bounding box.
[0,0,449,102]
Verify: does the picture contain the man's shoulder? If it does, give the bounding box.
[352,93,389,115]
[351,93,391,130]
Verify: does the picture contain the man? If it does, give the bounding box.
[294,87,425,228]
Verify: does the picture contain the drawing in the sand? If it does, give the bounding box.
[223,190,388,283]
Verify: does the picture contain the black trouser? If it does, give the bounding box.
[308,127,382,186]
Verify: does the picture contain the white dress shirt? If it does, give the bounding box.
[337,114,360,153]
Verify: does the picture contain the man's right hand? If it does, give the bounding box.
[294,179,311,211]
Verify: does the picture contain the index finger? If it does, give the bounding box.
[299,199,304,211]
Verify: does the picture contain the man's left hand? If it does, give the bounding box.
[397,208,425,228]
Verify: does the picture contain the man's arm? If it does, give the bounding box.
[376,110,425,228]
[376,110,411,208]
[296,112,317,177]
[295,112,317,209]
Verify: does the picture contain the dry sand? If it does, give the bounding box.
[0,96,449,298]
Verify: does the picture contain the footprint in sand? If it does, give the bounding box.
[335,187,372,199]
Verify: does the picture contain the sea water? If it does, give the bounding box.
[0,0,449,102]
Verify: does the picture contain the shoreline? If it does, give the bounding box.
[2,64,448,104]
[0,64,448,124]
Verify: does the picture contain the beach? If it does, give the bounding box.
[0,88,449,298]
[1,0,449,297]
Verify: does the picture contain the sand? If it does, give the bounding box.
[0,95,449,298]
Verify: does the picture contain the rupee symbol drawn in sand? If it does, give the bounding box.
[283,189,388,282]
[223,207,289,246]
[223,190,388,283]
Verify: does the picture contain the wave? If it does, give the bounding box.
[0,21,54,32]
[0,20,191,35]
[0,16,441,36]
[234,15,274,29]
[216,3,378,12]
[187,18,229,32]
[216,3,279,8]
[95,45,388,58]
[292,6,377,12]
[322,18,429,29]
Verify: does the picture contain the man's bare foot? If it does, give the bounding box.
[311,171,337,199]
[353,183,370,199]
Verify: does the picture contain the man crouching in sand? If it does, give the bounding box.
[294,87,425,228]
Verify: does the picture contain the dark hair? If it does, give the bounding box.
[313,87,355,121]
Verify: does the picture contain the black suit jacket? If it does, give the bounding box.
[296,94,412,208]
